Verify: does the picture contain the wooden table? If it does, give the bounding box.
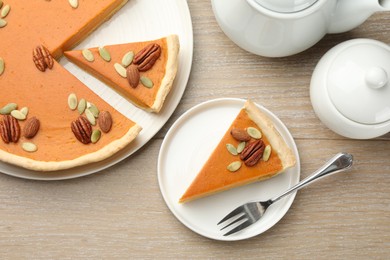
[1,1,389,258]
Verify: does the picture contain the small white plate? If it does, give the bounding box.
[158,98,300,241]
[0,0,193,180]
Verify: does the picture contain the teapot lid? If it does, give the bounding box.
[326,39,390,125]
[254,0,318,13]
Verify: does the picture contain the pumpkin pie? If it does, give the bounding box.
[0,0,144,171]
[179,100,296,203]
[64,35,180,112]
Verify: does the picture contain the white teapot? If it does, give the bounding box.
[211,0,390,57]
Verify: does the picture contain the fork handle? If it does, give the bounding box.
[269,152,353,205]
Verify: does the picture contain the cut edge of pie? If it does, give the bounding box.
[0,124,142,172]
[179,100,296,203]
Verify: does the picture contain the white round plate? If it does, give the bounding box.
[0,0,193,180]
[158,98,300,241]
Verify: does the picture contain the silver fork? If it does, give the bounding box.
[217,152,353,236]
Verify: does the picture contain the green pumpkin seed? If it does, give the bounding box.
[121,51,134,67]
[237,142,246,154]
[77,98,86,114]
[22,142,38,152]
[82,49,94,62]
[247,127,262,139]
[0,19,7,28]
[85,108,96,125]
[20,107,29,116]
[0,103,17,115]
[87,102,99,117]
[98,46,111,62]
[68,93,77,110]
[227,161,242,172]
[69,0,78,8]
[140,76,153,88]
[114,63,127,78]
[91,129,101,143]
[226,143,238,155]
[262,145,272,161]
[11,110,26,120]
[1,4,10,18]
[0,57,4,75]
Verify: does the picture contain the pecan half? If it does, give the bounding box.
[133,43,161,72]
[0,115,20,143]
[231,128,251,142]
[240,139,265,167]
[71,116,92,144]
[33,45,54,72]
[23,116,40,139]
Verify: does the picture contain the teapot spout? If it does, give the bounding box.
[328,0,390,33]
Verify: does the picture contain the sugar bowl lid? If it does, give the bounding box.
[325,39,390,125]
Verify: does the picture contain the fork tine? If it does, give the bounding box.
[223,219,253,236]
[220,214,247,231]
[217,206,244,225]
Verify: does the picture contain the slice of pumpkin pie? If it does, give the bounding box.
[179,100,296,203]
[64,35,180,113]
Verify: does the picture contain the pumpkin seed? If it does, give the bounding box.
[262,145,272,161]
[22,142,38,152]
[0,103,17,115]
[68,93,77,110]
[227,161,242,172]
[140,76,153,88]
[77,98,86,114]
[98,46,111,62]
[0,1,3,9]
[237,142,246,154]
[114,63,127,78]
[69,0,78,8]
[0,19,7,28]
[82,49,94,62]
[85,108,96,125]
[87,102,99,117]
[0,57,4,75]
[226,143,238,155]
[247,127,261,139]
[91,129,101,143]
[121,51,134,67]
[1,4,10,18]
[11,110,26,120]
[20,107,29,116]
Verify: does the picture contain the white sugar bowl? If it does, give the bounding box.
[310,39,390,139]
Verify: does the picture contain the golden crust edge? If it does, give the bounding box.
[244,100,296,170]
[149,34,180,113]
[0,124,142,172]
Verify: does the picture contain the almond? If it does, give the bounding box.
[98,111,112,133]
[230,128,251,142]
[126,65,140,88]
[23,116,40,138]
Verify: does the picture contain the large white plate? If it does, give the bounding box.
[158,98,300,241]
[0,0,193,180]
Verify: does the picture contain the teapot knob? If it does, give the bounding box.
[365,67,388,89]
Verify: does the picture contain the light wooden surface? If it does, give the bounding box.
[1,1,390,259]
